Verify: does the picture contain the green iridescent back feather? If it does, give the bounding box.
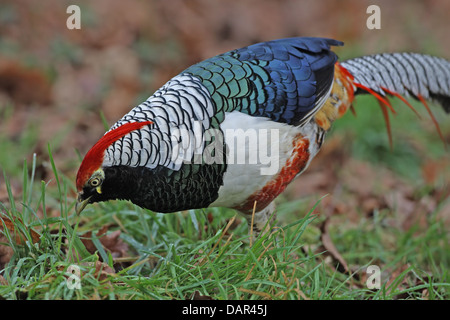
[184,37,342,128]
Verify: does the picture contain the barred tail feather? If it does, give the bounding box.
[341,53,450,111]
[340,53,450,144]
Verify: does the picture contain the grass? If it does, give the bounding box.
[0,96,449,300]
[0,165,448,300]
[0,154,335,300]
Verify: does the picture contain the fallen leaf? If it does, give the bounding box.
[319,216,349,274]
[80,226,129,259]
[385,264,410,299]
[190,290,213,300]
[94,260,116,282]
[0,275,7,286]
[0,216,41,245]
[0,240,13,274]
[0,59,52,105]
[421,158,449,185]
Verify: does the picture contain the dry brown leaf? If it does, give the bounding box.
[80,226,129,259]
[0,59,52,105]
[436,200,450,228]
[319,216,349,274]
[0,274,7,286]
[190,290,213,300]
[0,235,13,271]
[0,216,41,245]
[94,260,116,282]
[384,264,433,299]
[0,216,41,269]
[385,264,411,298]
[421,158,450,185]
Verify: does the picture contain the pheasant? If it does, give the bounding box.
[75,37,450,234]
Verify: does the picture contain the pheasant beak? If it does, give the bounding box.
[75,193,92,215]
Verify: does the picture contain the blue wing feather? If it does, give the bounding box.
[185,37,343,126]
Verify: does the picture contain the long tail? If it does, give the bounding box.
[336,53,450,145]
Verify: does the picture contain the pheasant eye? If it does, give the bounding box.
[89,177,101,187]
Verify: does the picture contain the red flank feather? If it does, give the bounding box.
[233,136,310,214]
